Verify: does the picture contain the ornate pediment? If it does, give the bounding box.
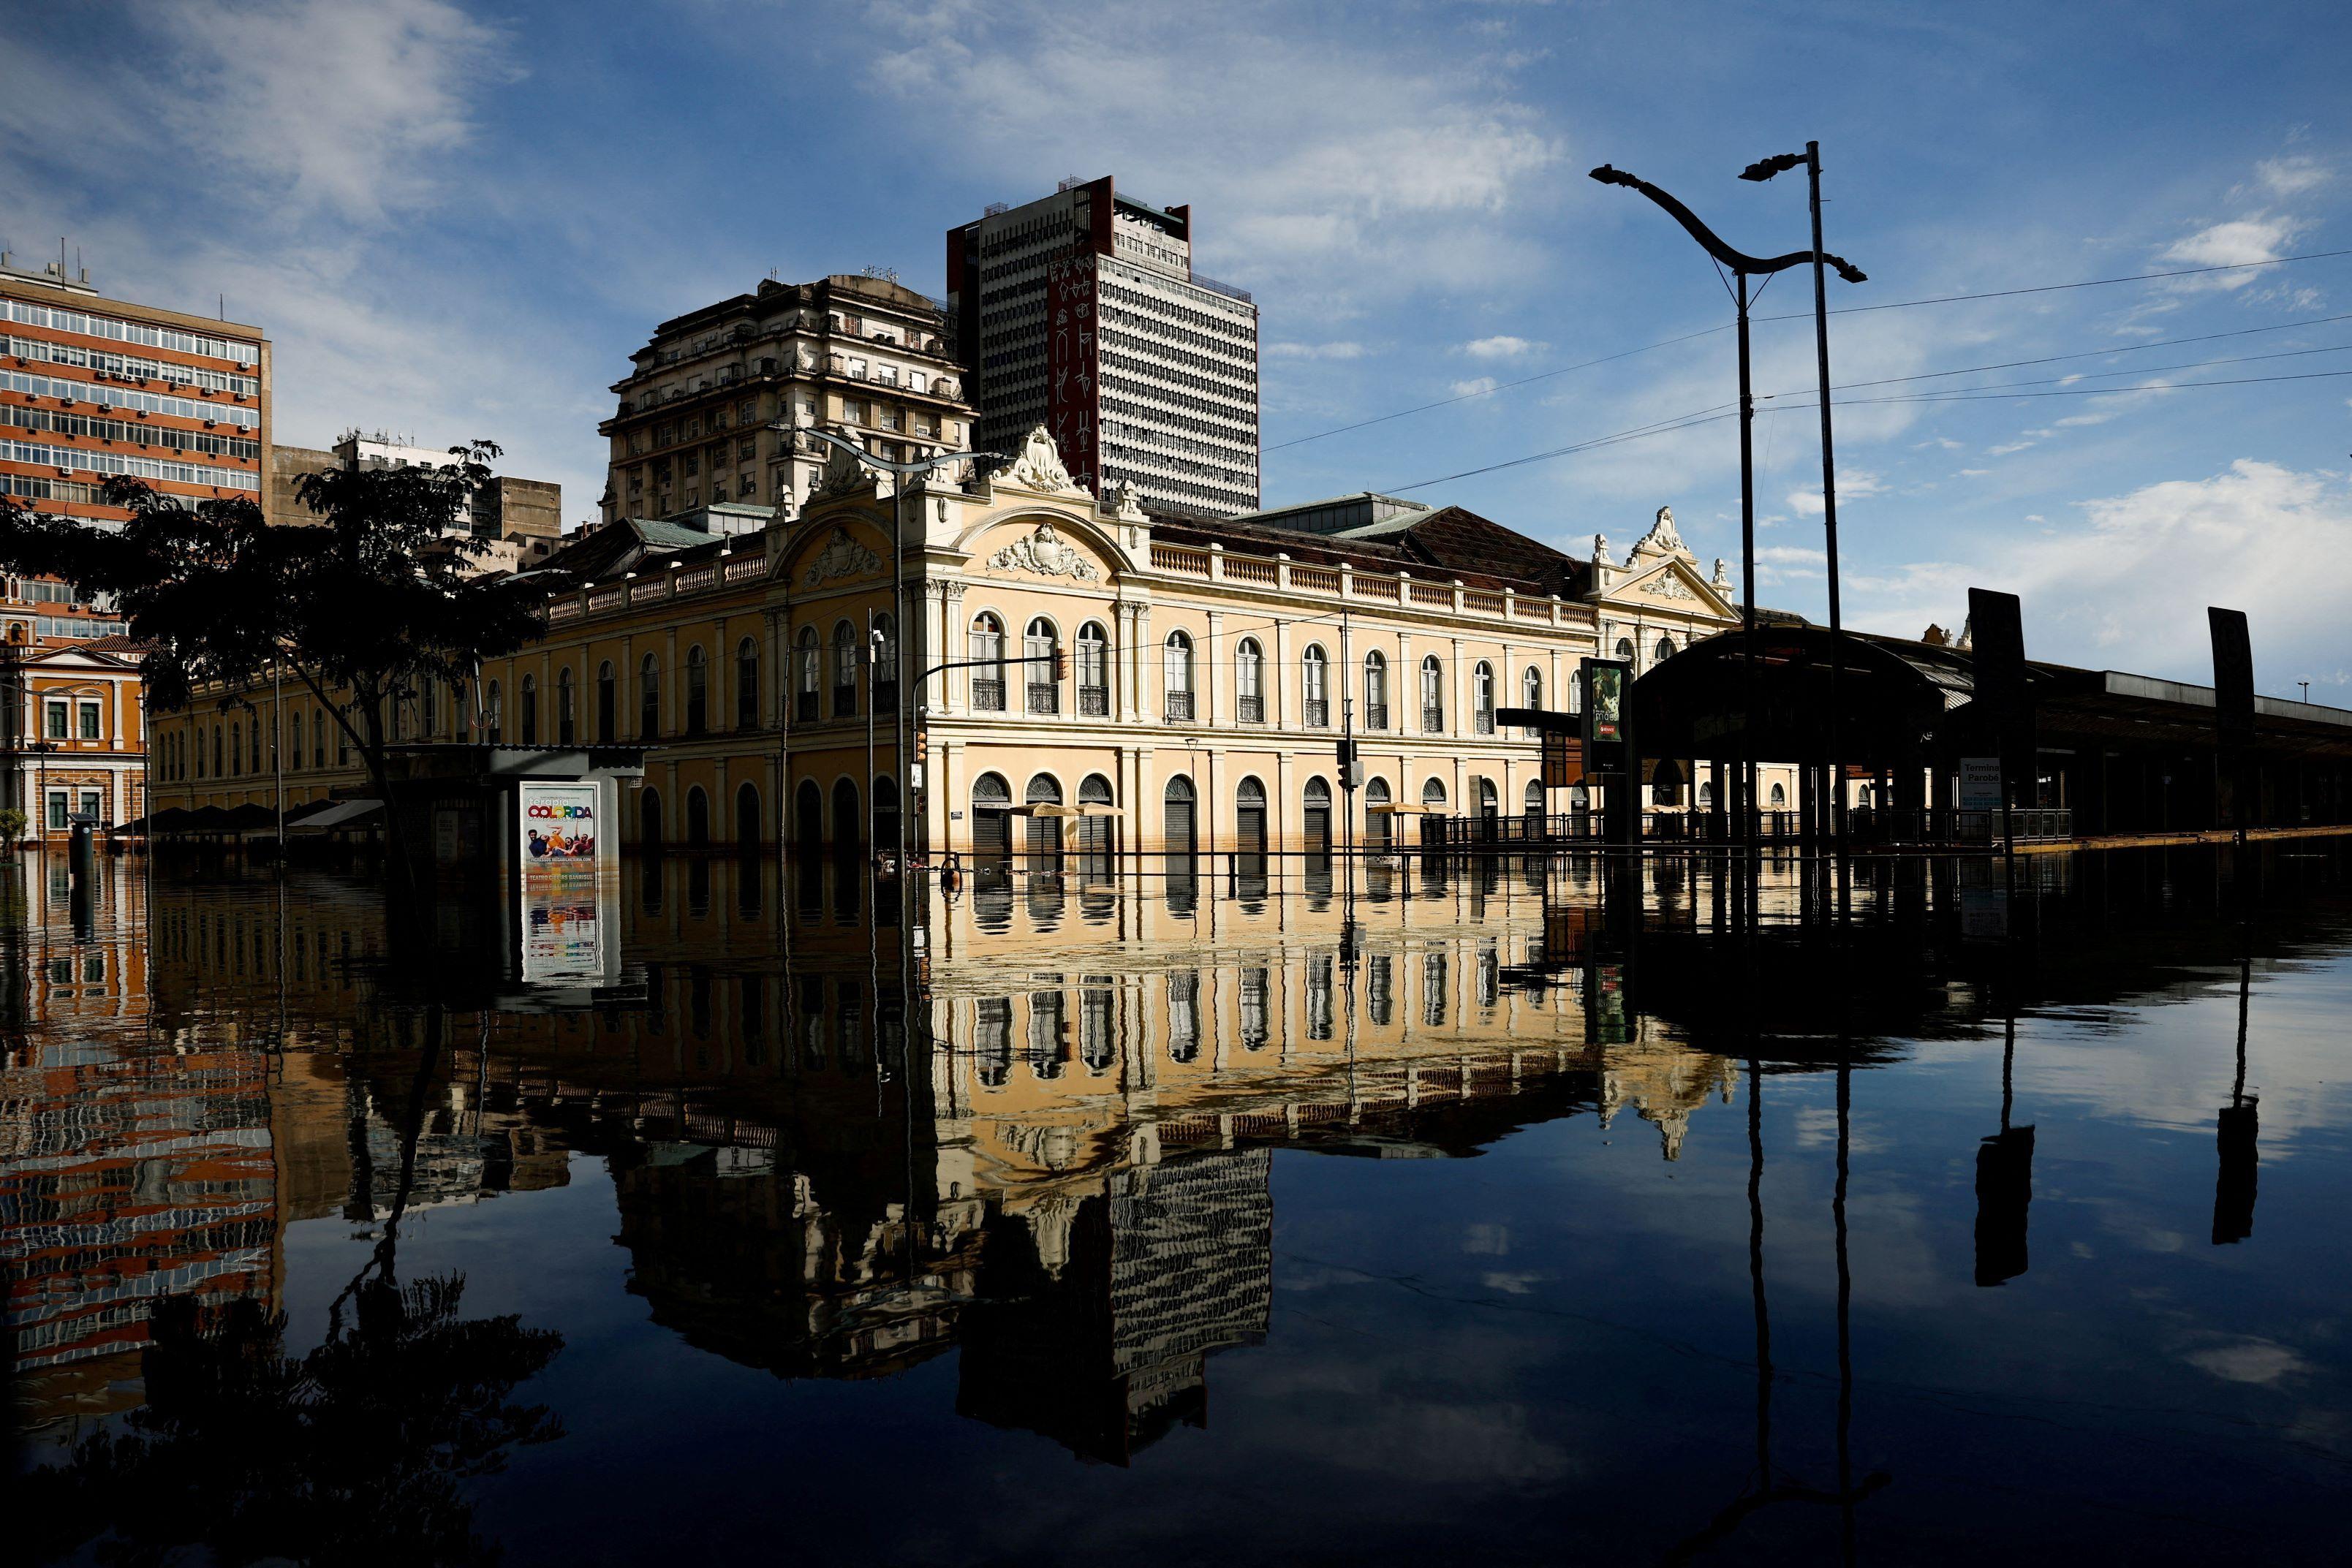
[1639,573,1698,601]
[988,518,1100,582]
[991,425,1091,497]
[1632,504,1688,558]
[813,441,873,499]
[802,526,882,587]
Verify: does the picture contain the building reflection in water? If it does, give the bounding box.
[6,839,2337,1486]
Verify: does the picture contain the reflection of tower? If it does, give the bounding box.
[2213,955,2258,1246]
[958,1146,1272,1464]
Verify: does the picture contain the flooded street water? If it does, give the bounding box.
[12,847,2352,1564]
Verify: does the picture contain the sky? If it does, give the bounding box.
[4,0,2348,695]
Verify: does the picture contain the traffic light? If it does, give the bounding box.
[1336,738,1355,769]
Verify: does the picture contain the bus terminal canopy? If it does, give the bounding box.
[1631,626,1986,767]
[1632,624,2352,776]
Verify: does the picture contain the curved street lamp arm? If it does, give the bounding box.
[1590,164,1866,283]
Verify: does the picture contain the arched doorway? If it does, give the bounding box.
[1234,776,1268,856]
[1419,777,1448,847]
[793,779,823,863]
[1162,775,1197,855]
[1024,773,1063,873]
[1524,779,1547,836]
[638,787,663,850]
[831,777,861,854]
[873,776,900,860]
[684,786,709,847]
[1077,773,1114,877]
[1303,777,1332,858]
[735,782,761,852]
[970,773,1012,864]
[1364,777,1393,851]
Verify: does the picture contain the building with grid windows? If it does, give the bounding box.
[949,178,1260,518]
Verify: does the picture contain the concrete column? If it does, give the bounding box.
[1205,610,1224,727]
[1134,604,1154,722]
[1451,637,1467,741]
[1274,749,1296,853]
[1272,616,1293,731]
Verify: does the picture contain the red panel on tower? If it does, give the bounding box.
[1046,249,1100,495]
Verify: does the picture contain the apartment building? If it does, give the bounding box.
[0,250,269,586]
[600,273,977,526]
[949,177,1260,518]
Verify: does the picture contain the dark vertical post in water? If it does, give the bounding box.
[2214,950,2259,1244]
[1747,1051,1771,1494]
[2209,607,2255,841]
[1975,920,2035,1287]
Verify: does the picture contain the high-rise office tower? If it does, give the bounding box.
[948,178,1259,518]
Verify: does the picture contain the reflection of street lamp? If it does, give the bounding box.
[1589,160,1864,841]
[771,424,999,885]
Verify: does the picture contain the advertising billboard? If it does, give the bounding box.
[1581,657,1630,755]
[519,782,602,983]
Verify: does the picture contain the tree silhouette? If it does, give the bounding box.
[25,1276,564,1567]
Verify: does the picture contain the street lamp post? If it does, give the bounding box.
[1589,161,1864,847]
[769,425,1001,889]
[1743,142,1861,844]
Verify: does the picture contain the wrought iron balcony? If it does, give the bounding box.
[1421,705,1445,733]
[1165,691,1195,721]
[972,678,1005,712]
[1078,686,1108,716]
[1304,698,1328,728]
[833,685,857,718]
[1237,694,1263,723]
[1364,702,1388,730]
[1475,711,1494,735]
[1027,682,1059,715]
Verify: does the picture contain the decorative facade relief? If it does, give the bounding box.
[1641,573,1698,601]
[803,526,882,587]
[1633,504,1687,558]
[991,425,1091,497]
[1106,479,1149,523]
[812,442,872,499]
[988,518,1102,582]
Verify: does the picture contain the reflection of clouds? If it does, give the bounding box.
[1479,1270,1543,1295]
[2006,967,2352,1156]
[2186,1338,2309,1385]
[1462,1223,1510,1256]
[1789,1105,1891,1157]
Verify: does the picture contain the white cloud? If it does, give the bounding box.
[2158,214,2302,292]
[154,0,504,224]
[1267,340,1370,360]
[1854,461,2352,682]
[1450,376,1500,398]
[1460,335,1541,359]
[1986,439,2037,455]
[2253,155,2330,198]
[1787,469,1883,515]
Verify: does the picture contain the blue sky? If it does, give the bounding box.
[4,0,2348,693]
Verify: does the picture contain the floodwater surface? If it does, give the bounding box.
[10,847,2352,1564]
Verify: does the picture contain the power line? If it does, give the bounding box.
[1271,251,2352,454]
[1381,366,2352,493]
[1819,311,2352,393]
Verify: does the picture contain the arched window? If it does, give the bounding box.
[1079,773,1113,806]
[1521,666,1543,735]
[1525,779,1545,814]
[1076,621,1109,714]
[520,673,538,746]
[872,613,899,711]
[485,680,502,746]
[230,722,242,776]
[795,626,821,720]
[1474,661,1495,734]
[597,662,616,741]
[684,645,708,735]
[831,620,859,717]
[1699,780,1716,810]
[736,781,761,849]
[1421,777,1448,809]
[639,654,661,740]
[1570,784,1591,813]
[1769,781,1788,808]
[972,771,1013,860]
[1478,777,1499,813]
[1419,654,1445,732]
[736,637,759,730]
[1162,630,1194,720]
[969,613,1005,711]
[556,667,576,745]
[1236,637,1263,722]
[685,785,710,846]
[1615,636,1636,664]
[1656,635,1677,662]
[1364,650,1388,730]
[1024,617,1059,714]
[1364,776,1393,849]
[290,711,303,771]
[1302,644,1329,727]
[1651,757,1683,808]
[639,787,662,847]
